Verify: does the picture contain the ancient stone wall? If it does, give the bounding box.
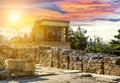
[104,57,120,76]
[0,46,120,76]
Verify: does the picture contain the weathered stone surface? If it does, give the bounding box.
[75,62,83,72]
[69,56,79,70]
[83,60,104,74]
[104,57,120,65]
[39,50,52,67]
[80,74,93,77]
[52,48,60,68]
[59,51,69,69]
[1,45,120,77]
[104,57,120,76]
[0,71,8,80]
[5,59,35,77]
[0,56,6,70]
[104,63,120,76]
[24,59,35,74]
[0,46,14,59]
[5,59,25,72]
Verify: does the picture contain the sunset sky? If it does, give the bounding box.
[0,0,120,42]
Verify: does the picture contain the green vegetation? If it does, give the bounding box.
[69,27,120,54]
[109,29,120,55]
[110,29,120,50]
[69,26,88,51]
[86,36,111,53]
[69,26,111,53]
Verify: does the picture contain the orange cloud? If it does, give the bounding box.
[28,0,114,21]
[52,0,115,20]
[2,0,115,27]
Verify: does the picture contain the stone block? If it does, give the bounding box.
[59,52,69,69]
[104,57,120,65]
[0,56,6,69]
[24,60,35,72]
[39,50,52,67]
[69,56,79,70]
[5,59,25,72]
[5,59,35,77]
[104,63,120,76]
[75,62,83,72]
[83,60,104,74]
[52,49,60,68]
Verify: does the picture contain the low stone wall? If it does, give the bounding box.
[0,45,120,76]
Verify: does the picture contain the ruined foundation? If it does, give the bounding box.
[0,46,120,80]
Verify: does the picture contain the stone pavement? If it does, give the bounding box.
[0,65,120,83]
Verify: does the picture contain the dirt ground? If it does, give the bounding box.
[0,65,120,83]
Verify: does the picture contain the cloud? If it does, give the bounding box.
[109,0,120,7]
[37,2,67,14]
[0,0,62,5]
[0,1,67,14]
[54,0,114,20]
[90,11,120,22]
[91,18,120,22]
[115,7,120,13]
[0,0,120,22]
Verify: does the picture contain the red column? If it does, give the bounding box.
[55,28,58,41]
[65,27,68,41]
[44,27,47,41]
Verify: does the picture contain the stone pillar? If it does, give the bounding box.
[61,27,65,42]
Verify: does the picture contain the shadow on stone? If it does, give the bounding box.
[80,74,93,77]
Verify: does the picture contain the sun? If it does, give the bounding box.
[10,12,20,22]
[11,15,19,21]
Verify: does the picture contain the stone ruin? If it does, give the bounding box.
[0,45,120,80]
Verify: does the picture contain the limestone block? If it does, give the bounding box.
[83,60,104,74]
[75,62,83,72]
[5,59,35,77]
[45,50,53,67]
[59,52,69,69]
[104,69,111,75]
[69,56,78,62]
[104,57,120,65]
[24,60,35,72]
[5,59,25,72]
[39,50,52,67]
[0,46,14,58]
[96,69,104,74]
[83,60,89,72]
[104,63,120,76]
[104,63,114,70]
[52,49,60,68]
[69,56,79,70]
[0,56,6,69]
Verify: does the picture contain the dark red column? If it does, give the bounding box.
[65,27,68,41]
[55,28,58,41]
[44,27,47,41]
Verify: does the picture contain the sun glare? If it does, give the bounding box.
[10,12,20,22]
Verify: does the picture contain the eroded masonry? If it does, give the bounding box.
[0,45,120,80]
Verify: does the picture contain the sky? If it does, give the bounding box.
[0,0,120,42]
